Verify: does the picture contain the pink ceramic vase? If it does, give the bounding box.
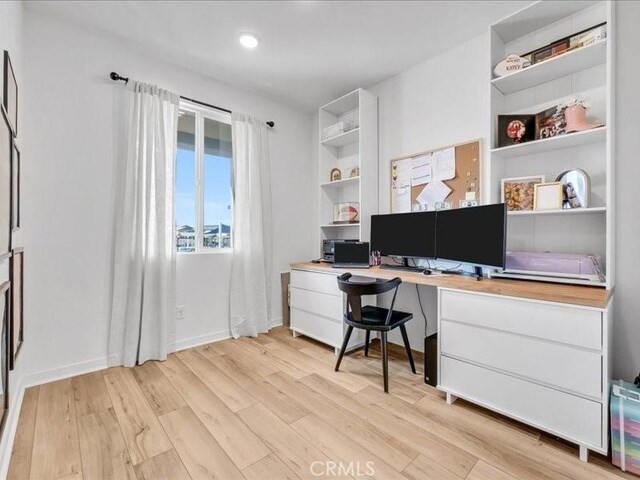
[564,105,603,133]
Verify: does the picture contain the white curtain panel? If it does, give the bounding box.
[109,81,179,367]
[230,113,273,338]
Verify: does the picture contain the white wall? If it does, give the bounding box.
[372,34,490,350]
[18,10,313,384]
[312,5,640,381]
[312,34,491,351]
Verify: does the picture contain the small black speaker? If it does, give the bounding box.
[424,333,438,387]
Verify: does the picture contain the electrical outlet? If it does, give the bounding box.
[176,306,185,321]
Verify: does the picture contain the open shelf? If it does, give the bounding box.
[321,176,360,189]
[321,128,359,148]
[492,1,600,43]
[492,40,607,95]
[320,223,360,228]
[508,207,606,216]
[321,89,360,116]
[491,126,606,159]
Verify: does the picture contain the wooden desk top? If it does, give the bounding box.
[290,262,612,309]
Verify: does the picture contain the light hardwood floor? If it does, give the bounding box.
[7,326,633,480]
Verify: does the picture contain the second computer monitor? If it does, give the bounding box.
[435,203,506,268]
[370,211,436,259]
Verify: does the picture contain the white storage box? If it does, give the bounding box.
[321,120,357,141]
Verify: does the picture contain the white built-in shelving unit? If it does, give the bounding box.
[488,0,614,289]
[318,89,378,247]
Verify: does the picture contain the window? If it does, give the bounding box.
[176,101,233,253]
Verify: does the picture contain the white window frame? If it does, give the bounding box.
[178,99,233,254]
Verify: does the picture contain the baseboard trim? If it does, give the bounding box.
[172,329,233,352]
[172,317,283,352]
[22,357,109,389]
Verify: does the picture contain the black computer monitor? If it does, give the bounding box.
[370,212,436,259]
[435,203,506,268]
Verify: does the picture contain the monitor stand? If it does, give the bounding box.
[441,266,484,281]
[379,258,428,273]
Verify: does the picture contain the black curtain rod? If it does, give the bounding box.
[109,72,275,128]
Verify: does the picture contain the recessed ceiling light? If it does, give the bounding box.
[239,33,259,49]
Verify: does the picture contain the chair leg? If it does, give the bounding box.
[364,330,370,357]
[334,326,354,372]
[399,324,416,374]
[381,332,389,393]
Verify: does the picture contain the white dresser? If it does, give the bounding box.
[290,268,369,354]
[438,288,612,461]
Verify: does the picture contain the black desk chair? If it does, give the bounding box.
[335,272,416,393]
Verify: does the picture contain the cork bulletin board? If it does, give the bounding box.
[390,139,481,213]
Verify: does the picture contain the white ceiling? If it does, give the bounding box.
[26,0,530,112]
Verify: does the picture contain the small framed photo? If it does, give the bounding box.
[330,168,341,182]
[501,175,545,211]
[333,202,359,224]
[9,248,22,369]
[3,51,17,137]
[534,182,563,210]
[497,114,536,147]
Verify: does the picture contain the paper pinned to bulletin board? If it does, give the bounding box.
[390,139,481,213]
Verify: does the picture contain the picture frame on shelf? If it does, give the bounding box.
[0,281,9,437]
[521,22,607,67]
[536,105,566,139]
[534,182,564,210]
[330,168,341,182]
[9,249,22,370]
[3,51,17,137]
[349,166,359,178]
[497,114,536,147]
[0,107,11,260]
[333,202,359,224]
[501,175,545,211]
[556,169,591,209]
[11,140,19,231]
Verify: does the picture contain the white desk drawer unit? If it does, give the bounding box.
[441,356,602,447]
[290,287,343,320]
[291,269,341,296]
[440,289,602,349]
[289,268,366,353]
[438,288,611,460]
[440,320,602,399]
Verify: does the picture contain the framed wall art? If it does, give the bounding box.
[3,51,17,137]
[0,281,9,437]
[501,175,545,211]
[0,107,11,259]
[11,141,19,231]
[10,248,23,369]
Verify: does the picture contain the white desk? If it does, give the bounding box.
[289,262,613,461]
